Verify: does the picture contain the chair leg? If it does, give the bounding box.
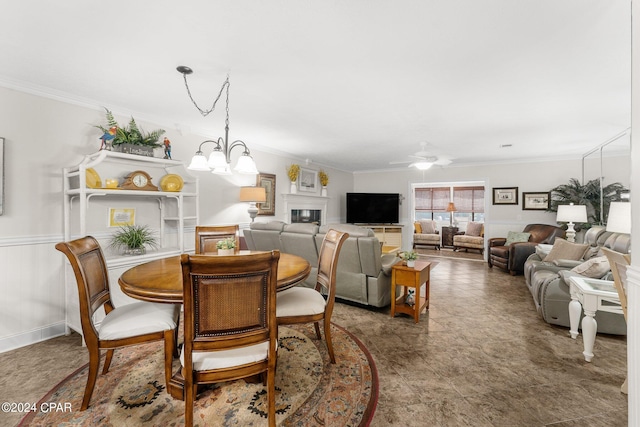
[313,322,322,340]
[164,329,175,390]
[267,367,276,427]
[184,378,194,427]
[102,349,115,375]
[324,320,336,364]
[173,315,180,359]
[81,346,101,410]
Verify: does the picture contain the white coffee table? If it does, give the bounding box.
[568,276,623,362]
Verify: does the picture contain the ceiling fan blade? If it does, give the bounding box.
[389,160,413,165]
[434,158,452,166]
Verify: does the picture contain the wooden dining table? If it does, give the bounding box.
[118,251,312,304]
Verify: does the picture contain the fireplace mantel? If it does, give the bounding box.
[282,194,329,225]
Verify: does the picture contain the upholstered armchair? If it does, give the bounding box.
[453,222,484,254]
[488,223,566,275]
[412,220,440,250]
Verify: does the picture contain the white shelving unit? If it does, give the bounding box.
[62,150,199,336]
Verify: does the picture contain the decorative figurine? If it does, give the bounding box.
[405,289,415,306]
[163,137,172,159]
[99,126,117,151]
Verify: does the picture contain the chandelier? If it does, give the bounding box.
[177,66,258,175]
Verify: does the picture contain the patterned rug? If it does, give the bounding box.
[20,324,377,427]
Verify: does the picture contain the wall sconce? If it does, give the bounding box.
[239,186,266,222]
[556,203,588,242]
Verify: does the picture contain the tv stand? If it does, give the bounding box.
[363,224,403,247]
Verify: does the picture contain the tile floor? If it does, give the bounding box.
[0,255,628,426]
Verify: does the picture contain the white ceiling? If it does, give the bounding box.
[0,0,632,172]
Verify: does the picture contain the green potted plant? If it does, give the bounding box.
[109,225,158,255]
[216,237,236,255]
[398,250,418,267]
[95,108,165,156]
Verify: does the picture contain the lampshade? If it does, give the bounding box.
[187,153,210,171]
[606,202,631,233]
[556,204,588,223]
[234,154,259,175]
[446,202,456,212]
[239,186,266,203]
[207,150,227,169]
[413,161,433,170]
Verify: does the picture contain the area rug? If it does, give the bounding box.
[20,323,377,427]
[415,247,484,262]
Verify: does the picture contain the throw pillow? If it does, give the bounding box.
[414,222,422,234]
[419,220,436,234]
[571,256,610,279]
[466,222,483,237]
[504,231,531,246]
[543,238,589,263]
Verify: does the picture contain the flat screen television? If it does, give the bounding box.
[346,192,400,224]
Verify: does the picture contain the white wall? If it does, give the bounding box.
[0,86,352,352]
[354,155,630,251]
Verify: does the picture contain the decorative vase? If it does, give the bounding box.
[321,186,327,197]
[290,182,297,194]
[218,248,235,256]
[123,247,146,256]
[406,260,415,268]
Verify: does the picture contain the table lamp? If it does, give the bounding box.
[606,202,631,234]
[446,202,457,226]
[239,186,266,222]
[556,203,588,243]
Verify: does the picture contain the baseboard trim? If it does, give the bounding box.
[0,322,68,353]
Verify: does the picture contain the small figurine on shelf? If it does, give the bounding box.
[405,289,415,306]
[163,137,172,159]
[99,126,117,151]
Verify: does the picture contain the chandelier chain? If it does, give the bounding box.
[182,74,230,117]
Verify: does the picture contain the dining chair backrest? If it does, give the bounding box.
[602,247,631,319]
[55,236,110,346]
[195,225,240,254]
[316,229,349,315]
[180,250,280,354]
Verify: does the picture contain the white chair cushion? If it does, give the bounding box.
[180,341,269,371]
[98,302,180,341]
[276,287,326,317]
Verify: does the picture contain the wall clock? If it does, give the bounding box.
[121,170,159,191]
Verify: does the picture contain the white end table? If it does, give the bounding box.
[568,276,623,362]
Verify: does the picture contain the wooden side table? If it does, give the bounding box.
[391,261,431,323]
[441,226,459,248]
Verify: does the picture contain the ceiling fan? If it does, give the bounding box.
[389,142,453,170]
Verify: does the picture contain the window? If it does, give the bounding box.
[414,185,485,228]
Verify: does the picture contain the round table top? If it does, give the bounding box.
[118,251,311,303]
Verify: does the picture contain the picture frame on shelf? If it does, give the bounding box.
[522,191,550,210]
[298,168,317,193]
[256,172,276,216]
[492,187,518,205]
[108,208,136,227]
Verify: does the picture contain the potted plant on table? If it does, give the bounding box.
[109,225,158,256]
[398,250,418,267]
[216,237,236,256]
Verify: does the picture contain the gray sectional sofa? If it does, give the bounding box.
[243,221,400,307]
[524,226,630,335]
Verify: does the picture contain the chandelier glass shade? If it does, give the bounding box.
[178,66,258,175]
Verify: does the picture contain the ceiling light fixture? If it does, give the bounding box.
[178,66,258,175]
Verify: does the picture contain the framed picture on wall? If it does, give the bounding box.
[298,168,317,193]
[492,187,518,205]
[108,208,136,227]
[256,173,276,216]
[522,192,550,210]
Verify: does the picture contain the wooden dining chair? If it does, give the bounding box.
[276,229,349,363]
[55,236,180,410]
[602,247,631,394]
[179,250,280,427]
[195,225,240,254]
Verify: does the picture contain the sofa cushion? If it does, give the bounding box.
[466,222,483,237]
[543,238,589,263]
[504,231,531,246]
[418,220,437,234]
[571,256,610,278]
